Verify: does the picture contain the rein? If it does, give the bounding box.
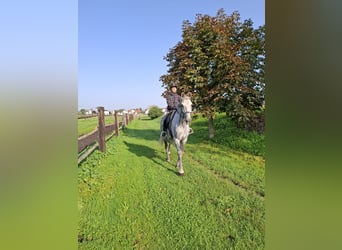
[176,105,192,123]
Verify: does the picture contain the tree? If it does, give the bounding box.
[148,105,163,120]
[115,109,125,113]
[79,109,87,115]
[219,19,265,129]
[160,9,265,137]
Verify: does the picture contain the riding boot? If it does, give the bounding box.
[188,127,193,134]
[161,115,168,137]
[186,124,193,134]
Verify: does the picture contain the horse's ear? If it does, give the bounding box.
[187,92,192,98]
[181,92,185,97]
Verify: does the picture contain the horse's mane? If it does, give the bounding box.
[180,94,192,107]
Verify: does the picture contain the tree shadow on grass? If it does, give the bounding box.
[123,141,178,176]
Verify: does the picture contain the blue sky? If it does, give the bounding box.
[78,0,265,111]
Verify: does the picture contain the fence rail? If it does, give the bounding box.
[78,107,134,164]
[78,114,98,119]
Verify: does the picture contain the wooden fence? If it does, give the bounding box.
[78,107,134,164]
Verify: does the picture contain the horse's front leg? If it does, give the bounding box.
[174,139,184,175]
[180,138,186,152]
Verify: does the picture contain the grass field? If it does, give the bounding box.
[78,114,265,249]
[78,116,123,137]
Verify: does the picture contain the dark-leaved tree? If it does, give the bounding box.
[160,9,265,137]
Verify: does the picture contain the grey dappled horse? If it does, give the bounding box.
[160,94,192,175]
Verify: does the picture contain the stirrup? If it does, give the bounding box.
[161,131,167,137]
[189,128,194,134]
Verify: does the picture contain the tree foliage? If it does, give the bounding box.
[115,109,125,113]
[160,9,265,136]
[79,109,87,115]
[148,105,163,120]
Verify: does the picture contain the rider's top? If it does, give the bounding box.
[166,92,181,111]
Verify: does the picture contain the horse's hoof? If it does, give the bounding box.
[178,172,184,176]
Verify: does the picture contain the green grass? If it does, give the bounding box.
[78,116,122,137]
[191,113,265,157]
[78,115,265,249]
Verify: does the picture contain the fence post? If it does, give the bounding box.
[97,106,106,152]
[114,111,119,136]
[126,113,129,125]
[122,113,126,129]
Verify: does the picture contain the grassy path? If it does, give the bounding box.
[78,116,265,249]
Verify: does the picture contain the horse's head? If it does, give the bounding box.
[180,94,192,124]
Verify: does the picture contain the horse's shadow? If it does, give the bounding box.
[123,127,160,141]
[123,141,178,176]
[124,141,155,158]
[152,155,180,176]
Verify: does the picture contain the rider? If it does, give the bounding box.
[166,84,181,113]
[161,82,192,137]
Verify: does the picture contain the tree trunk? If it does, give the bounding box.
[208,114,215,139]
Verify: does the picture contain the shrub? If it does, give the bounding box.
[148,105,163,119]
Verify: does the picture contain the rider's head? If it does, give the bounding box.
[170,80,179,93]
[170,85,177,93]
